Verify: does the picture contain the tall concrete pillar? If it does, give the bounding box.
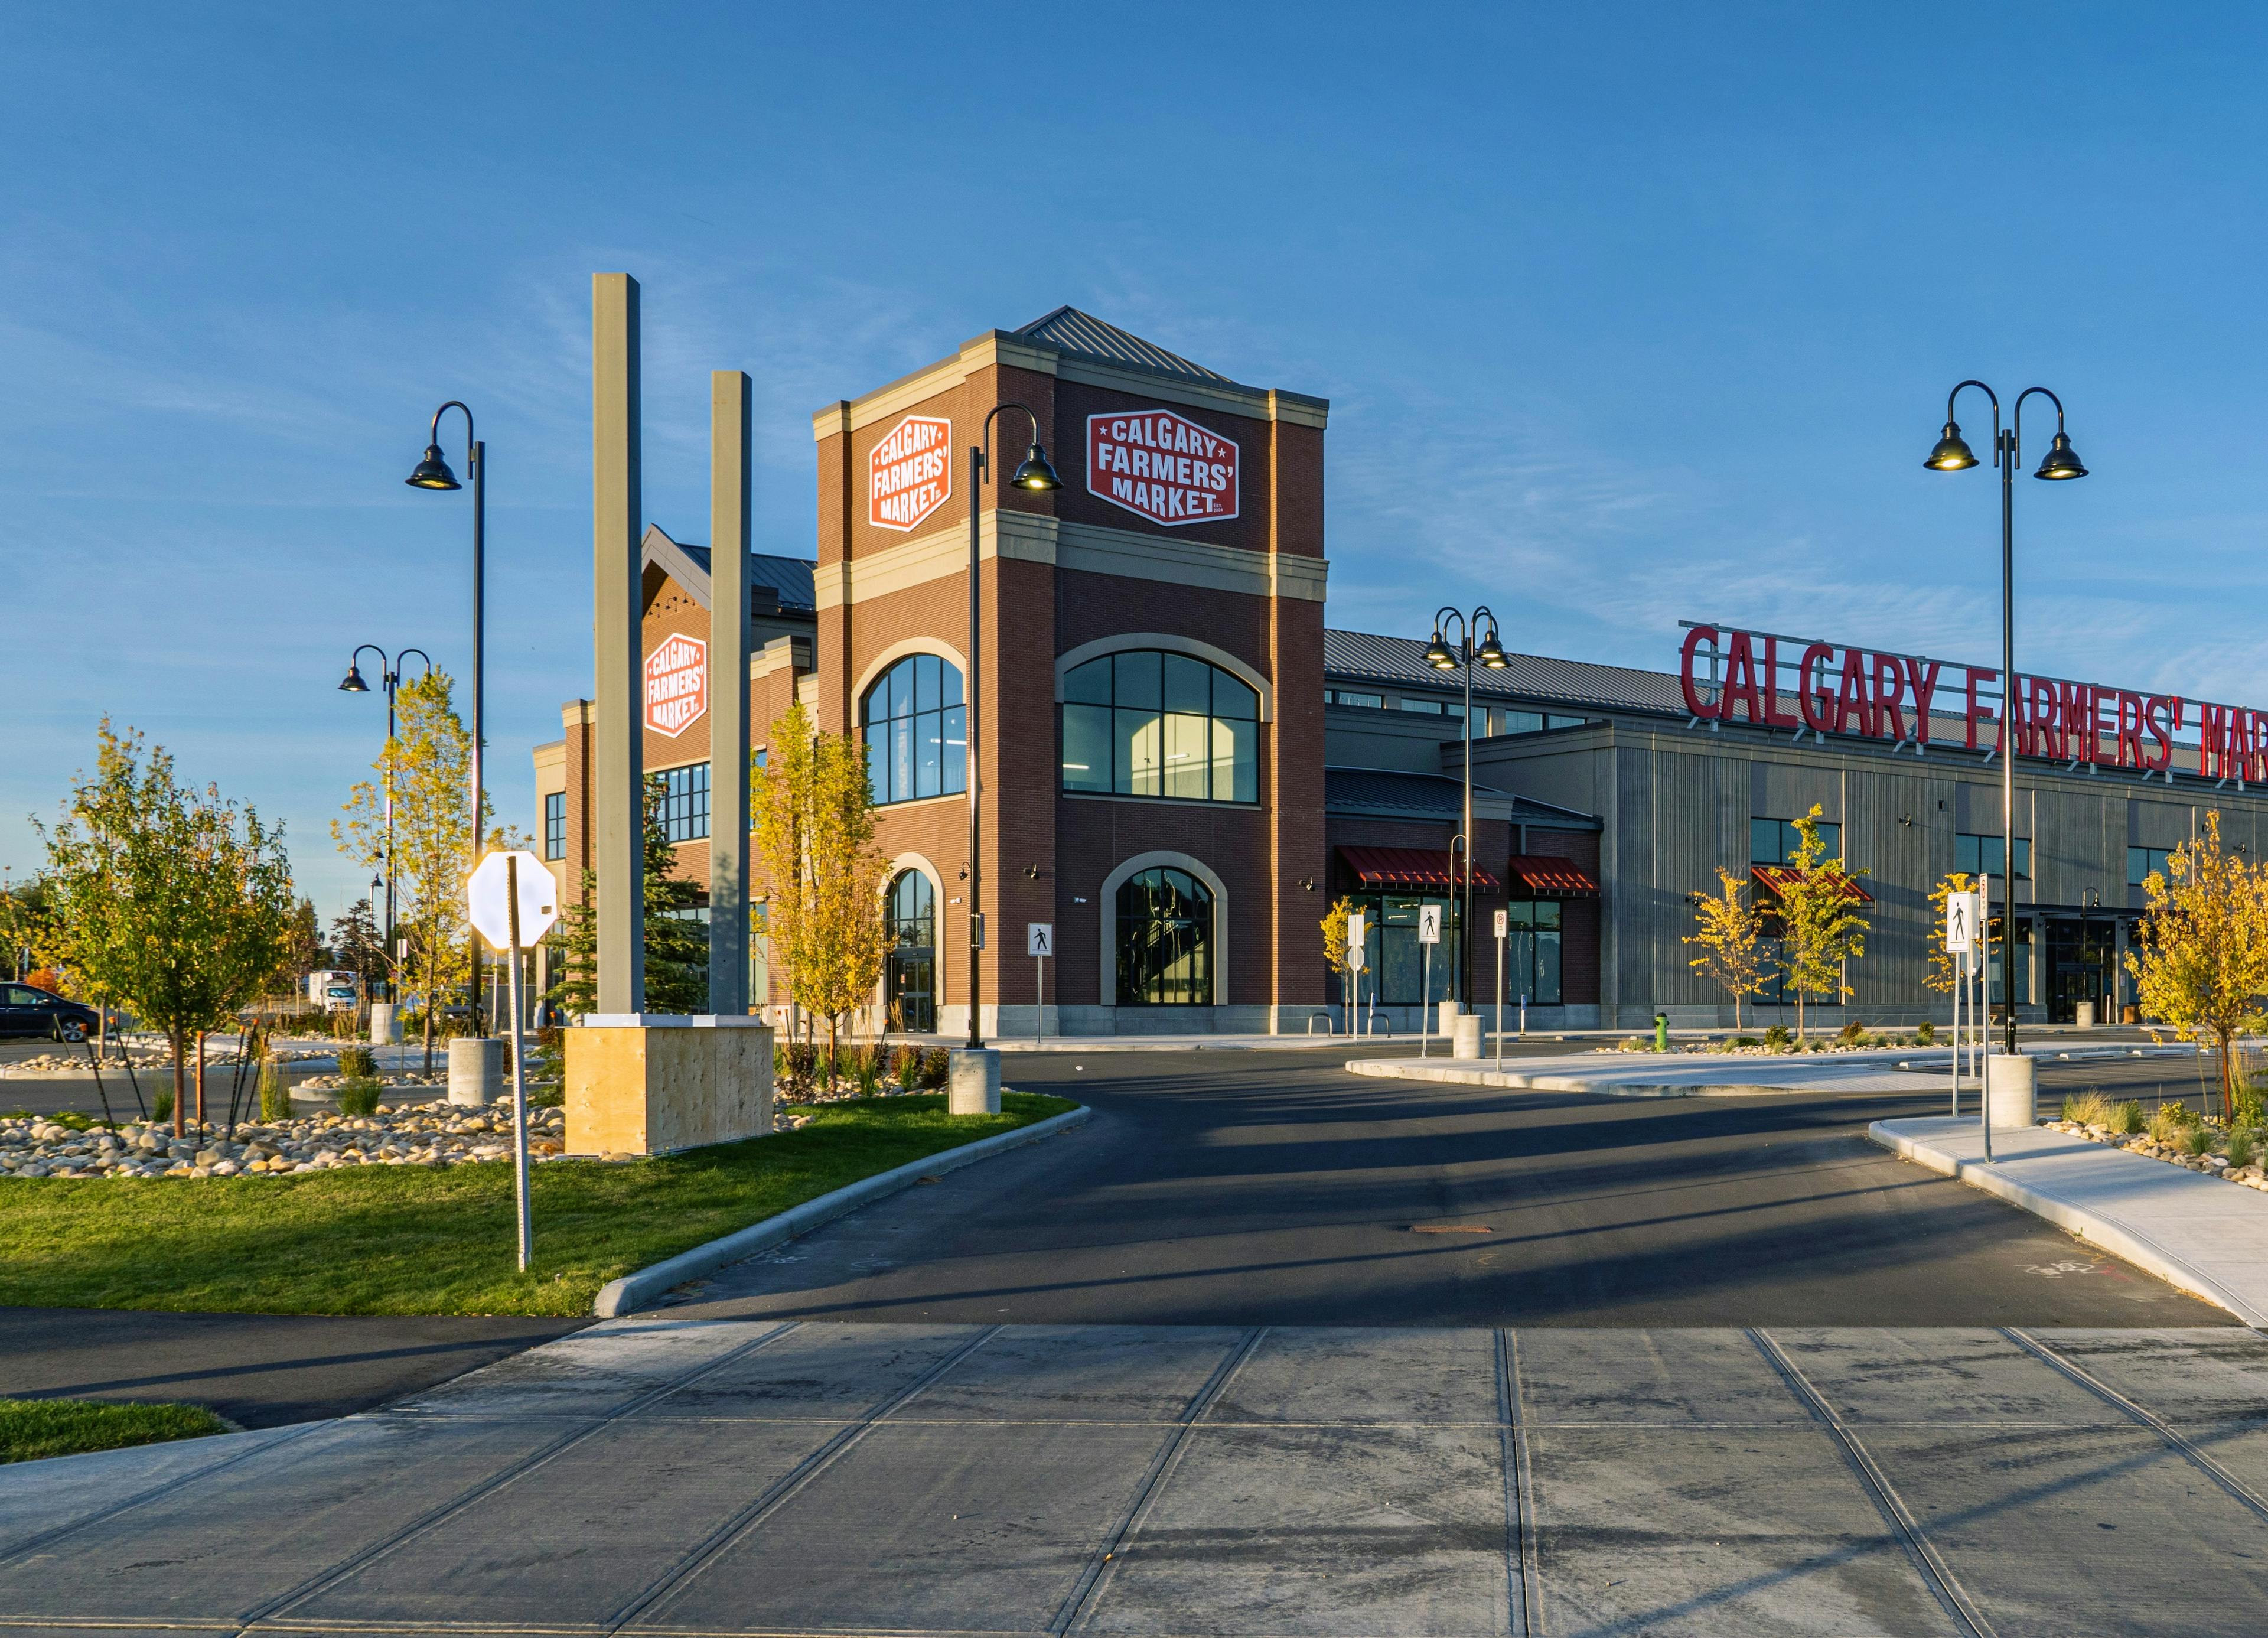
[708,370,752,1015]
[592,274,644,1014]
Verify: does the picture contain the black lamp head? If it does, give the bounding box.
[1476,631,1509,669]
[1423,633,1457,671]
[2034,430,2087,480]
[1011,442,1062,491]
[1925,421,1979,471]
[406,444,461,490]
[338,665,369,693]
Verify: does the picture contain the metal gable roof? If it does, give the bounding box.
[1012,306,1239,386]
[1323,628,1693,717]
[642,526,816,613]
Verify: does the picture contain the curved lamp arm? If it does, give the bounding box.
[430,400,475,465]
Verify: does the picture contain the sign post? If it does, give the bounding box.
[467,849,560,1272]
[1028,923,1053,1047]
[1345,912,1366,1038]
[1977,873,1994,1163]
[1945,887,1974,1115]
[1493,908,1509,1070]
[1418,903,1442,1058]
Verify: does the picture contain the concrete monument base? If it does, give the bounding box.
[949,1048,1001,1116]
[448,1037,503,1107]
[566,1015,774,1157]
[1986,1053,2036,1129]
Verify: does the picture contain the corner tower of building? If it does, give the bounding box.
[812,308,1329,1035]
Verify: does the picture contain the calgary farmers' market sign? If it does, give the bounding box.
[869,415,952,532]
[1087,409,1238,526]
[645,633,708,738]
[1679,620,2268,782]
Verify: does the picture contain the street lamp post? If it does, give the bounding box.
[1425,608,1508,1016]
[405,403,487,1032]
[338,645,434,1000]
[1925,382,2088,1062]
[960,404,1061,1049]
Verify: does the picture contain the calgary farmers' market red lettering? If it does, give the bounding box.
[1087,409,1240,527]
[1678,621,2228,777]
[868,415,953,532]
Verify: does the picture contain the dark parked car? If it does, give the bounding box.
[0,984,100,1043]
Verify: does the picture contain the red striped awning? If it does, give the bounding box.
[1507,855,1600,898]
[1338,846,1501,891]
[1751,864,1874,904]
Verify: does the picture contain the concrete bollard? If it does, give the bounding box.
[448,1037,504,1107]
[949,1048,1001,1116]
[367,1002,399,1047]
[1451,1015,1482,1059]
[2074,1000,2096,1028]
[1438,999,1462,1038]
[1986,1053,2036,1129]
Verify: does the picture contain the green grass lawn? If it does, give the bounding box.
[0,1092,1074,1317]
[0,1398,232,1464]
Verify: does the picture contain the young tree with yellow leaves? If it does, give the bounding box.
[1683,867,1766,1028]
[1772,804,1869,1042]
[2125,811,2268,1121]
[332,672,489,1071]
[753,702,888,1056]
[1320,895,1357,1031]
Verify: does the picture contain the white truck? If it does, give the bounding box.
[307,969,361,1013]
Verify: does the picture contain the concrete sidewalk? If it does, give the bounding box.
[1872,1116,2268,1327]
[1350,1050,1954,1097]
[7,1318,2268,1635]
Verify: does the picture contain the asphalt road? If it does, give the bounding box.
[680,1047,2229,1328]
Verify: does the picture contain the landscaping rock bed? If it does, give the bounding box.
[0,1046,333,1078]
[0,1102,568,1180]
[2045,1109,2268,1192]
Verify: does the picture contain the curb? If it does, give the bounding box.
[1347,1059,1793,1098]
[591,1104,1094,1318]
[1866,1119,2268,1327]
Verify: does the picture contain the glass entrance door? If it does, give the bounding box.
[885,871,936,1033]
[2045,917,2114,1024]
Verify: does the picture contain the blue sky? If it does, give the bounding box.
[6,3,2266,920]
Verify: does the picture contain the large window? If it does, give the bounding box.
[657,764,709,842]
[2127,845,2175,887]
[1752,816,1840,865]
[1345,895,1461,1006]
[862,654,966,806]
[543,792,566,860]
[1501,901,1562,1006]
[1117,867,1213,1004]
[1063,651,1259,802]
[1956,832,2031,880]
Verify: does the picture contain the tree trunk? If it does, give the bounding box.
[194,1031,206,1131]
[2218,1027,2237,1122]
[170,1027,187,1138]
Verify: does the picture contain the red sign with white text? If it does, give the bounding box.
[1677,621,2268,782]
[1087,409,1238,527]
[868,415,953,532]
[645,633,708,739]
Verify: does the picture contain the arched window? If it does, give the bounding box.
[862,654,966,806]
[1117,867,1213,1005]
[885,870,936,1032]
[1062,650,1259,802]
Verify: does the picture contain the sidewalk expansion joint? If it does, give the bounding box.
[2003,1327,2268,1525]
[243,1320,803,1629]
[1498,1328,1542,1637]
[1048,1327,1268,1636]
[1749,1329,1996,1638]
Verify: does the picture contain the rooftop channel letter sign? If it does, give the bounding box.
[869,414,953,532]
[1087,409,1238,527]
[644,632,708,738]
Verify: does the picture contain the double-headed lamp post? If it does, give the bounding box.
[338,644,434,998]
[404,402,487,1031]
[962,404,1061,1050]
[1424,608,1508,1014]
[1925,382,2087,1059]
